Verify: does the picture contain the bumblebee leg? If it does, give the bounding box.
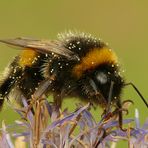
[118,108,123,129]
[53,93,62,108]
[116,99,127,131]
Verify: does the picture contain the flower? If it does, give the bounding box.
[0,97,148,148]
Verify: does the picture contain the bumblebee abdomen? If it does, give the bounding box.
[0,51,47,102]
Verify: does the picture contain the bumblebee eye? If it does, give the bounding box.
[96,72,107,84]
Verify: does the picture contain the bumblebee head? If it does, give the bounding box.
[76,62,124,107]
[91,63,124,104]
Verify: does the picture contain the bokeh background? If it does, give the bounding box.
[0,0,148,147]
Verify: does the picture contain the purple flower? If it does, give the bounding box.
[0,121,14,148]
[0,97,148,148]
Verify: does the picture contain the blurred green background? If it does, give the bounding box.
[0,0,148,147]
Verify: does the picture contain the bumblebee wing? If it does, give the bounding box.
[0,37,80,61]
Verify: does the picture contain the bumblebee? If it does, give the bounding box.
[0,32,147,128]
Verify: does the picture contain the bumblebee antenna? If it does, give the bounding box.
[124,82,148,108]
